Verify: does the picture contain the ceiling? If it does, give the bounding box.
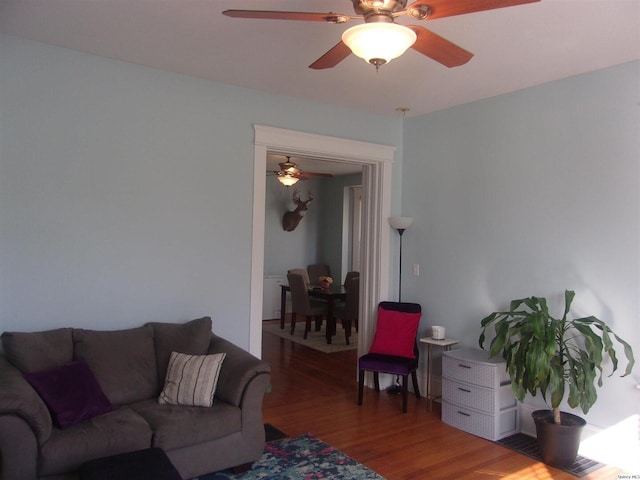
[1,0,638,120]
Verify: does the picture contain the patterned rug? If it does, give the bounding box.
[197,434,385,480]
[263,322,357,353]
[496,433,604,477]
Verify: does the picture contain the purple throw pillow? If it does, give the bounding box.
[24,359,113,429]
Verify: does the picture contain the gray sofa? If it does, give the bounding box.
[0,317,271,480]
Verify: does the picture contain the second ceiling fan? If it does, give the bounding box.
[223,0,540,70]
[271,157,333,186]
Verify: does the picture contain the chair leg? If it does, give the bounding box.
[373,372,380,391]
[290,313,297,335]
[402,375,409,413]
[358,369,365,406]
[315,315,322,331]
[303,316,312,339]
[411,371,421,399]
[344,319,351,345]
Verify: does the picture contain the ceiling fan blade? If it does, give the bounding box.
[408,0,540,20]
[222,10,353,23]
[299,172,333,178]
[408,26,473,67]
[309,41,352,70]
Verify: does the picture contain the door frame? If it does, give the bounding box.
[249,125,395,358]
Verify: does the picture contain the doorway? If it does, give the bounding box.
[249,125,396,359]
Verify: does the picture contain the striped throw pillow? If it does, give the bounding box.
[158,352,226,407]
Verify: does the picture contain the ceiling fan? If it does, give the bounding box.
[223,0,540,70]
[269,156,333,186]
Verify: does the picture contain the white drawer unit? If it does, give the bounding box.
[441,348,518,441]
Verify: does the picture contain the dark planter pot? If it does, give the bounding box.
[532,409,586,467]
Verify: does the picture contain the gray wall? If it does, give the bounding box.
[263,177,321,277]
[319,173,363,283]
[1,31,637,430]
[263,172,362,284]
[402,61,640,428]
[0,34,403,347]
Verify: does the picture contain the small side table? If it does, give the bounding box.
[419,337,459,410]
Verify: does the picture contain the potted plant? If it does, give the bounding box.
[479,290,634,467]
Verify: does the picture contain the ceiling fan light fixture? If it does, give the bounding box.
[341,23,416,66]
[277,173,300,187]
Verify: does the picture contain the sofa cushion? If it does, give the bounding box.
[24,359,113,429]
[158,352,226,407]
[1,328,73,373]
[130,398,241,451]
[39,407,152,477]
[73,326,158,405]
[146,317,212,387]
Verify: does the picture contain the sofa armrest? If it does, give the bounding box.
[207,334,271,407]
[0,357,52,444]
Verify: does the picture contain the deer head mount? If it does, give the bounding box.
[282,190,313,232]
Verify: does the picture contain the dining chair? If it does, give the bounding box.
[287,272,326,339]
[343,271,360,289]
[287,268,310,287]
[333,276,359,345]
[358,301,422,413]
[306,264,330,285]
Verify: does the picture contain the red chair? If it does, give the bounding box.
[358,301,422,413]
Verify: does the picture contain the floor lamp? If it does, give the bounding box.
[387,216,413,395]
[389,216,413,303]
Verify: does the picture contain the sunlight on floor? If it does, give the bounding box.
[477,464,555,479]
[579,414,639,473]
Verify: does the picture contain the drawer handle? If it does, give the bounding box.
[458,364,472,369]
[458,387,471,393]
[457,411,471,417]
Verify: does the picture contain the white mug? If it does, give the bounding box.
[432,326,445,340]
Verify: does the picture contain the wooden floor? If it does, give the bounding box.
[261,321,622,480]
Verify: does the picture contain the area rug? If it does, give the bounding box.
[263,322,357,353]
[197,434,385,480]
[496,433,603,477]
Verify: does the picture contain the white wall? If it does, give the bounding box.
[0,34,404,348]
[402,61,640,429]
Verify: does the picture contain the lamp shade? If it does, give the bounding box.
[342,23,416,66]
[278,174,299,187]
[389,216,413,230]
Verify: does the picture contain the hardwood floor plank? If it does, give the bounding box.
[261,321,623,479]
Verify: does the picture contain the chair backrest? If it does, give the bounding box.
[377,301,422,360]
[287,268,310,287]
[343,271,359,290]
[307,264,330,285]
[287,272,312,315]
[343,276,360,320]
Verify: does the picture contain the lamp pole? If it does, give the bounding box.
[389,216,413,303]
[396,228,406,303]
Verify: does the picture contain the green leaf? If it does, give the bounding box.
[563,290,575,320]
[477,290,635,417]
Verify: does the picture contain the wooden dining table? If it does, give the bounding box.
[280,284,347,344]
